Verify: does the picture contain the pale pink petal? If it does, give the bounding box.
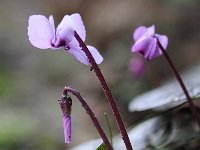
[133,26,147,41]
[28,15,55,49]
[156,34,168,49]
[63,115,71,144]
[132,37,153,53]
[57,15,70,32]
[87,46,103,64]
[143,38,160,60]
[69,13,86,41]
[67,45,103,65]
[68,47,90,65]
[56,13,85,45]
[49,15,55,35]
[63,13,86,48]
[56,15,74,44]
[147,25,155,35]
[132,37,162,60]
[67,38,90,65]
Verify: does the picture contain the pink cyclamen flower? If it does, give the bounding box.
[131,25,168,60]
[28,13,103,65]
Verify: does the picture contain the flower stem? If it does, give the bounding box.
[63,86,113,150]
[157,39,200,127]
[74,31,133,150]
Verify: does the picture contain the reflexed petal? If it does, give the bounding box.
[67,45,103,65]
[56,13,86,45]
[147,25,155,35]
[133,26,147,41]
[87,46,103,64]
[56,15,74,44]
[57,15,70,32]
[69,13,86,41]
[65,13,86,48]
[28,15,55,49]
[68,47,90,65]
[144,38,160,60]
[63,115,71,144]
[156,34,168,49]
[132,37,162,60]
[132,37,153,53]
[49,15,55,35]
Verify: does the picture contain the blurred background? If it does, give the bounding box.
[0,0,200,149]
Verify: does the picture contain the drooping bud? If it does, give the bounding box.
[59,93,72,144]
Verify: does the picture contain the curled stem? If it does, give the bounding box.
[157,39,200,128]
[74,31,133,150]
[63,86,113,150]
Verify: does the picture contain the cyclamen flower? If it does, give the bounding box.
[28,13,103,65]
[131,25,168,60]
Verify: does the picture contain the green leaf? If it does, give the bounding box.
[96,113,113,150]
[96,143,107,150]
[104,112,113,146]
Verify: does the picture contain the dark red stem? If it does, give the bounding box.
[63,86,113,150]
[74,31,133,150]
[157,39,200,127]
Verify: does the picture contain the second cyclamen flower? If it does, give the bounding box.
[132,25,168,60]
[28,13,103,65]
